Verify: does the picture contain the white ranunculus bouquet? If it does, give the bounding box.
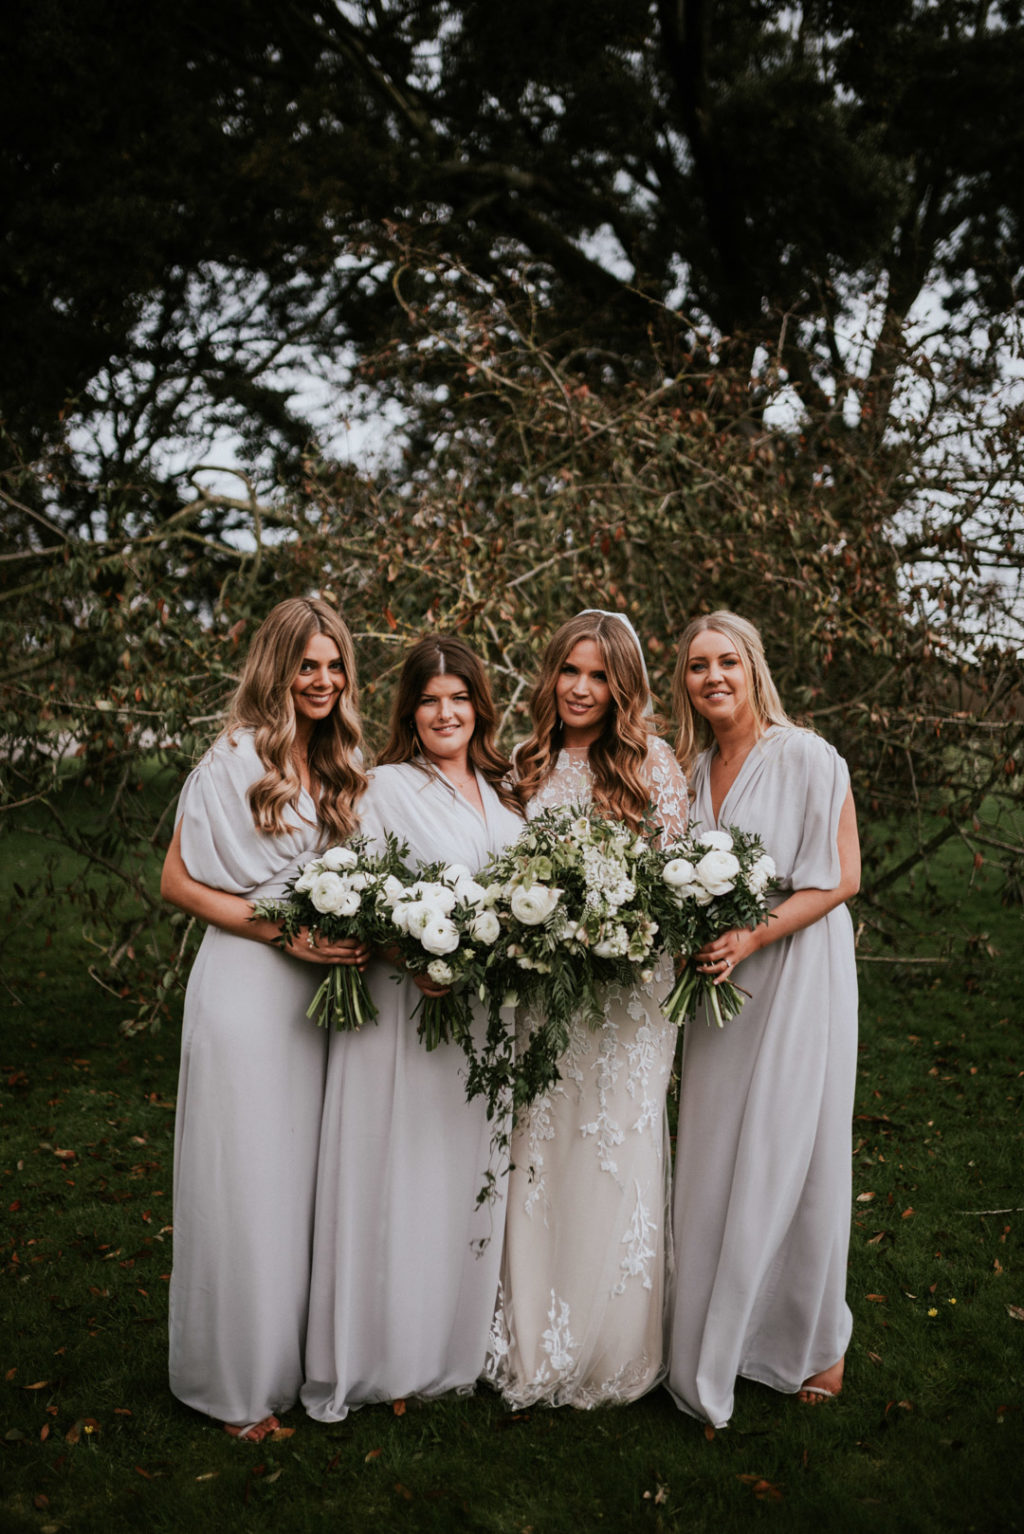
[466,804,661,1118]
[383,860,498,1050]
[252,833,409,1031]
[646,824,778,1027]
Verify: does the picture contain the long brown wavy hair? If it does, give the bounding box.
[224,597,366,841]
[514,613,655,831]
[671,611,796,778]
[377,636,521,815]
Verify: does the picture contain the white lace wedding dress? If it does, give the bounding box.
[485,735,688,1407]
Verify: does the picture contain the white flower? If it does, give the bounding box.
[294,865,318,893]
[453,876,487,906]
[662,857,696,888]
[441,862,473,884]
[593,925,629,959]
[309,871,348,914]
[382,874,405,901]
[426,959,454,985]
[469,910,501,945]
[695,849,741,895]
[401,899,440,938]
[698,830,735,852]
[482,882,504,908]
[419,916,460,955]
[321,845,359,871]
[748,853,777,896]
[417,881,457,914]
[345,870,370,893]
[510,884,562,925]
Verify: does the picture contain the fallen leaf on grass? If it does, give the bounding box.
[365,1448,382,1462]
[4,1368,16,1381]
[23,1381,50,1391]
[704,1425,715,1441]
[40,1425,49,1442]
[868,1351,883,1365]
[866,1232,887,1246]
[392,1399,406,1416]
[394,1482,413,1501]
[901,1208,915,1219]
[856,1192,876,1203]
[866,1294,887,1303]
[195,1472,219,1482]
[1007,1305,1024,1322]
[737,1475,783,1502]
[269,1427,294,1442]
[33,1494,49,1510]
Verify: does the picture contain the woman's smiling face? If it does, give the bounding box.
[555,639,613,747]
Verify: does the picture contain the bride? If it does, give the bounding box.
[486,610,688,1408]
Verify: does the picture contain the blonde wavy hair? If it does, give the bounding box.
[672,611,795,777]
[377,636,521,816]
[515,613,655,832]
[224,597,366,841]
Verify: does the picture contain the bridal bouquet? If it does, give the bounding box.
[646,825,778,1028]
[252,835,407,1031]
[468,805,661,1115]
[384,861,501,1050]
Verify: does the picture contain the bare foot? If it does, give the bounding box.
[798,1358,844,1405]
[224,1414,280,1442]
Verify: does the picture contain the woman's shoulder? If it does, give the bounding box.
[760,725,846,774]
[643,733,678,771]
[366,760,434,798]
[188,728,263,785]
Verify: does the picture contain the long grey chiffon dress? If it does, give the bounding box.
[667,726,858,1427]
[301,761,524,1421]
[169,731,328,1427]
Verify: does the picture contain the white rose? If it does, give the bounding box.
[333,889,361,918]
[453,876,487,906]
[402,899,440,938]
[441,863,473,884]
[346,870,370,893]
[748,853,777,896]
[419,916,460,955]
[321,845,359,871]
[509,884,562,926]
[417,881,457,915]
[662,857,696,888]
[294,865,318,893]
[482,882,504,908]
[697,830,735,852]
[695,849,741,895]
[426,959,454,985]
[469,910,501,945]
[382,875,405,902]
[309,872,347,914]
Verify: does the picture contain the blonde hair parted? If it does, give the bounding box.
[671,611,795,777]
[377,636,521,816]
[515,613,655,832]
[224,597,366,841]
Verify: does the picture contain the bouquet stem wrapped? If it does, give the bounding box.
[252,834,408,1031]
[647,825,779,1028]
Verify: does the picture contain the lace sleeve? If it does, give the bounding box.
[645,735,689,846]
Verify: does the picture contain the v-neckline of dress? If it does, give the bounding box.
[708,727,774,826]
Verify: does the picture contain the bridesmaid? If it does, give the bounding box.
[486,611,688,1408]
[301,636,524,1421]
[667,611,860,1427]
[161,596,367,1442]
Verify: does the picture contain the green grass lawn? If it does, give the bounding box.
[1,801,1022,1533]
